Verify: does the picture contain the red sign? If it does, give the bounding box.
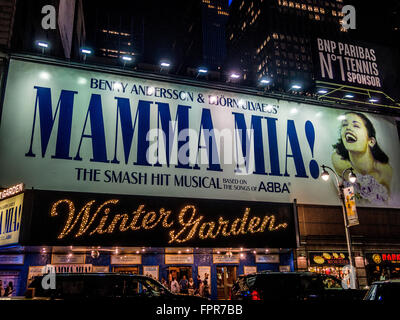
[368,253,400,264]
[382,254,400,262]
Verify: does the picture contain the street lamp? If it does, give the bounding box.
[80,48,92,62]
[160,61,171,72]
[198,67,208,74]
[288,83,302,93]
[259,78,271,85]
[321,164,357,288]
[196,67,208,78]
[121,55,133,68]
[36,40,49,54]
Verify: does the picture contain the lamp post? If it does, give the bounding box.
[80,48,92,63]
[36,41,49,55]
[321,164,357,289]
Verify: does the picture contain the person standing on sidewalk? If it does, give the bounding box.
[179,275,189,294]
[170,277,180,294]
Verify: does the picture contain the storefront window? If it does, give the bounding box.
[366,253,400,284]
[308,252,349,281]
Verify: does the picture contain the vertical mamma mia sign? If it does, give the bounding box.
[0,193,24,246]
[0,58,400,208]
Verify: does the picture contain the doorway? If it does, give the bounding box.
[168,266,192,283]
[113,266,139,274]
[216,266,237,300]
[0,271,20,297]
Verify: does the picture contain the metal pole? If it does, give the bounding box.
[321,165,357,289]
[338,183,357,289]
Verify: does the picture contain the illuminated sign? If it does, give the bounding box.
[51,253,85,264]
[309,252,349,266]
[21,190,297,248]
[0,193,24,247]
[255,254,280,264]
[344,186,359,227]
[165,254,194,264]
[110,254,142,265]
[0,254,24,265]
[213,254,240,264]
[316,38,382,88]
[367,253,400,264]
[0,183,24,200]
[51,201,287,244]
[45,264,93,273]
[1,59,400,208]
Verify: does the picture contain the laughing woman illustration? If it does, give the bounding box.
[332,112,392,203]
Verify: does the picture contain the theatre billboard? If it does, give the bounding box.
[0,58,400,208]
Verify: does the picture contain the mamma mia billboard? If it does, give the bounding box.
[0,58,399,208]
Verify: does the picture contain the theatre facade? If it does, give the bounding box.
[0,55,399,298]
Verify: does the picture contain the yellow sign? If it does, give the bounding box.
[372,254,382,264]
[50,199,288,244]
[0,193,24,246]
[344,186,359,226]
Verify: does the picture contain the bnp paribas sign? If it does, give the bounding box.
[0,58,399,208]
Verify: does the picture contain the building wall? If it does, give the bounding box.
[0,251,293,299]
[0,0,16,49]
[297,204,400,287]
[298,204,400,241]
